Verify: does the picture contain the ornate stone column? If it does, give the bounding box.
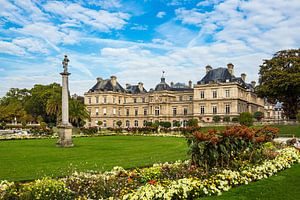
[57,55,73,147]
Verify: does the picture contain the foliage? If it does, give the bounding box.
[159,121,171,128]
[69,99,90,127]
[173,120,181,127]
[186,126,279,171]
[187,119,199,127]
[239,112,253,126]
[256,49,300,119]
[231,117,239,122]
[0,122,6,130]
[213,116,221,123]
[223,116,230,123]
[297,111,300,123]
[80,127,98,135]
[116,120,122,127]
[253,111,264,121]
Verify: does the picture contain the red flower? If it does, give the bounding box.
[147,180,157,185]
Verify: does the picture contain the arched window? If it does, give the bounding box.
[134,120,138,127]
[103,120,107,128]
[143,120,147,126]
[126,120,130,127]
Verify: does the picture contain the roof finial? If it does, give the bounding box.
[162,70,165,78]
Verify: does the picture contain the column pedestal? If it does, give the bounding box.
[57,124,73,147]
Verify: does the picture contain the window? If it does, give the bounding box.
[113,97,116,103]
[103,108,107,116]
[126,120,130,127]
[179,96,183,101]
[225,90,230,98]
[143,120,147,126]
[142,97,145,103]
[200,105,205,114]
[113,120,116,127]
[118,109,121,116]
[212,90,217,98]
[225,104,230,114]
[103,97,107,103]
[189,96,193,101]
[134,98,137,103]
[144,108,147,116]
[95,96,99,104]
[155,107,160,116]
[212,105,217,114]
[88,97,91,104]
[88,108,91,115]
[134,120,138,127]
[124,98,127,103]
[184,108,188,115]
[118,98,121,104]
[95,108,99,116]
[126,109,130,116]
[135,109,138,116]
[200,91,205,99]
[103,120,107,128]
[113,108,116,115]
[172,107,177,116]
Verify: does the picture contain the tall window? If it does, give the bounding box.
[200,91,205,99]
[103,97,107,103]
[155,107,160,116]
[124,98,127,103]
[189,96,193,101]
[134,120,138,127]
[142,97,145,103]
[88,97,91,104]
[135,109,138,116]
[134,98,137,103]
[103,120,107,127]
[172,107,177,116]
[95,96,99,104]
[118,98,121,104]
[118,109,121,116]
[95,108,99,116]
[212,105,217,114]
[225,104,230,114]
[183,108,188,115]
[126,109,129,116]
[179,96,183,101]
[143,120,147,126]
[103,108,107,115]
[225,89,230,98]
[113,97,116,103]
[126,120,130,127]
[144,108,147,116]
[212,90,217,98]
[200,105,205,114]
[113,108,116,115]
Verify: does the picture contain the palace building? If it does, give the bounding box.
[84,63,265,128]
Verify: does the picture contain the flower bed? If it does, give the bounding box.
[1,146,299,200]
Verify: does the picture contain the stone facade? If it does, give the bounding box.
[84,64,265,127]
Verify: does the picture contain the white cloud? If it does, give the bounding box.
[12,38,49,54]
[156,11,166,18]
[43,1,130,32]
[0,40,25,55]
[88,0,122,9]
[130,24,148,31]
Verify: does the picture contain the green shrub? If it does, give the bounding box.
[239,112,253,126]
[297,111,300,123]
[254,111,264,121]
[212,116,221,123]
[0,122,6,130]
[159,121,171,128]
[116,120,122,127]
[223,116,230,123]
[20,178,74,200]
[172,120,181,127]
[232,117,239,122]
[187,119,198,127]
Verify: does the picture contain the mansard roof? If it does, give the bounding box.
[126,85,147,94]
[155,77,171,91]
[89,77,126,93]
[197,68,233,84]
[170,82,193,91]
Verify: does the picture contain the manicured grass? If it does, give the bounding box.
[200,164,300,200]
[0,136,188,181]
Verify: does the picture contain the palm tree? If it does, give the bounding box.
[69,99,90,127]
[46,93,61,124]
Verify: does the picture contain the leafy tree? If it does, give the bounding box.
[239,112,253,127]
[212,116,221,123]
[97,121,103,126]
[187,119,198,127]
[253,111,264,121]
[223,116,230,123]
[116,120,122,127]
[173,120,181,127]
[232,117,239,123]
[297,111,300,123]
[159,121,171,128]
[69,99,90,127]
[256,49,300,119]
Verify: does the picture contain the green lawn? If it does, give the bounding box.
[0,136,188,181]
[200,164,300,200]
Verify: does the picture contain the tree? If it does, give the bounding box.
[223,116,230,123]
[173,120,181,127]
[212,116,221,123]
[187,119,198,127]
[69,99,90,127]
[253,111,264,121]
[256,49,300,119]
[116,120,122,127]
[159,121,171,128]
[97,121,103,126]
[239,112,253,127]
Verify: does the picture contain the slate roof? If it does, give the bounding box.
[170,82,193,91]
[155,77,171,91]
[197,68,233,84]
[126,85,147,94]
[89,78,126,93]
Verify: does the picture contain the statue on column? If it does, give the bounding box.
[62,55,69,73]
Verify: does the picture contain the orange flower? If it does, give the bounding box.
[147,180,157,185]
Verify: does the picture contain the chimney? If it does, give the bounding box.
[188,80,192,88]
[206,65,212,74]
[170,82,174,87]
[138,82,144,91]
[251,81,256,88]
[126,83,131,88]
[241,73,246,82]
[96,77,103,82]
[110,75,117,87]
[227,63,234,75]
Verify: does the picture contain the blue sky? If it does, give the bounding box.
[0,0,300,97]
